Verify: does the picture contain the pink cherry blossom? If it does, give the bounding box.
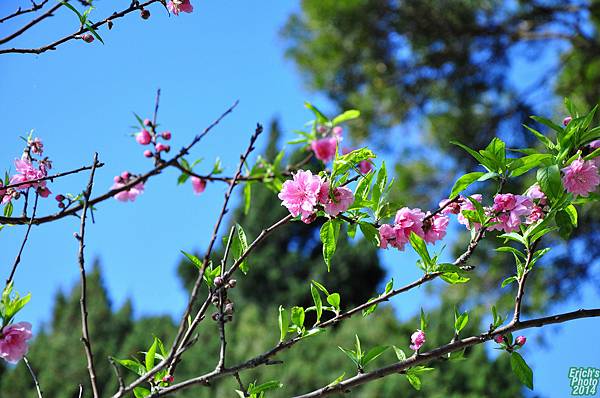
[111,173,144,202]
[191,177,206,195]
[515,336,527,346]
[332,126,343,138]
[526,205,544,224]
[395,207,426,239]
[29,137,44,155]
[144,150,153,158]
[562,158,600,197]
[278,170,324,223]
[378,224,399,249]
[0,322,32,363]
[167,0,193,15]
[525,183,546,205]
[422,213,449,244]
[37,186,52,198]
[310,137,338,162]
[323,186,354,216]
[136,129,152,145]
[9,158,46,190]
[457,194,482,230]
[489,194,533,233]
[590,140,600,167]
[410,329,426,351]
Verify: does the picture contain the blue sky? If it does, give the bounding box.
[0,1,598,396]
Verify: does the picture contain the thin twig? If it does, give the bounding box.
[1,162,105,191]
[23,356,43,398]
[0,1,63,46]
[0,0,49,24]
[76,153,100,398]
[0,102,238,226]
[217,226,236,371]
[6,193,39,286]
[109,357,125,394]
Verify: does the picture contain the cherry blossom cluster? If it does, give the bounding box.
[135,118,172,157]
[111,171,145,202]
[0,136,52,205]
[379,208,449,250]
[278,170,354,223]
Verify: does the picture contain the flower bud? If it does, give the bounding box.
[143,150,153,158]
[515,336,526,346]
[563,116,572,126]
[224,303,234,314]
[55,194,65,202]
[211,312,220,321]
[140,9,150,19]
[332,126,343,137]
[82,34,94,43]
[163,145,171,153]
[161,131,172,140]
[143,118,152,126]
[494,334,504,344]
[162,375,173,383]
[58,202,65,209]
[214,276,224,287]
[136,129,152,145]
[317,125,327,134]
[113,176,121,183]
[155,143,167,153]
[121,171,130,180]
[211,294,219,305]
[227,279,237,288]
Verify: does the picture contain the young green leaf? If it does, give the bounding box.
[450,172,485,198]
[310,283,323,323]
[278,306,288,342]
[320,220,341,271]
[511,352,534,390]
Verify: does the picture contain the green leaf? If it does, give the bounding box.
[501,276,517,288]
[181,251,202,270]
[332,147,376,178]
[508,154,553,177]
[291,306,305,329]
[420,308,428,331]
[327,293,340,311]
[85,21,104,44]
[115,358,145,376]
[278,306,288,342]
[450,172,485,198]
[564,204,577,227]
[4,201,13,217]
[450,140,488,170]
[247,380,283,394]
[440,272,470,284]
[393,346,406,361]
[320,220,341,271]
[133,387,150,398]
[243,183,252,215]
[454,313,468,333]
[522,124,555,150]
[235,224,250,274]
[409,232,431,269]
[555,209,574,239]
[359,222,380,247]
[145,338,158,371]
[531,115,563,133]
[406,373,421,390]
[511,352,534,390]
[310,284,323,324]
[361,346,389,367]
[536,165,562,202]
[304,102,329,123]
[311,280,330,296]
[338,346,360,368]
[332,110,360,125]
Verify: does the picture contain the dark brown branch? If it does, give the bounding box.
[0,1,63,46]
[291,308,600,398]
[0,102,238,226]
[216,226,236,371]
[0,0,161,55]
[23,356,43,398]
[1,162,105,191]
[0,0,49,24]
[76,154,100,398]
[6,193,39,286]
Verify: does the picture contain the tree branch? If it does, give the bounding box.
[5,193,39,286]
[23,356,43,398]
[75,153,100,398]
[0,0,49,24]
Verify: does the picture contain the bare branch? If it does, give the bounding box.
[0,1,63,45]
[0,0,49,24]
[76,153,100,398]
[23,356,43,398]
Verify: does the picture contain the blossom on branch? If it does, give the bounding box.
[0,322,32,364]
[167,0,193,16]
[562,158,600,197]
[278,170,324,223]
[409,329,426,351]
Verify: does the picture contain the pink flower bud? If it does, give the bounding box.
[332,126,343,138]
[161,131,172,140]
[143,150,153,158]
[143,118,152,126]
[121,171,130,180]
[136,129,152,145]
[163,145,171,153]
[191,176,206,195]
[410,329,426,351]
[82,34,94,43]
[515,336,526,346]
[494,335,504,344]
[55,194,65,202]
[563,116,572,126]
[317,125,327,134]
[140,9,150,19]
[58,202,65,209]
[162,375,174,383]
[113,176,121,183]
[155,143,167,153]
